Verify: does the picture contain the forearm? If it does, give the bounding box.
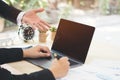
[0,48,23,65]
[0,1,21,23]
[0,67,55,80]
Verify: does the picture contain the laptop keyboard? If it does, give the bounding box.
[69,59,78,66]
[26,52,79,69]
[56,54,78,66]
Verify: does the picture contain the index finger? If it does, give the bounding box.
[40,20,51,28]
[41,47,51,54]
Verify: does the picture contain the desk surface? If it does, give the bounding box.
[1,24,120,75]
[2,60,42,74]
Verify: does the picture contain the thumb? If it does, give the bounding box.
[34,8,44,13]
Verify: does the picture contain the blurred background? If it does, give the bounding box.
[0,0,120,62]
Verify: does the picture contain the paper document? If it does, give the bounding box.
[58,59,120,80]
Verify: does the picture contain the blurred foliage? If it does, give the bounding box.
[4,0,48,10]
[99,0,120,15]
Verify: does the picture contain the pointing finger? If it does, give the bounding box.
[34,8,44,13]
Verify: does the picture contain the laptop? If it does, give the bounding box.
[26,19,95,68]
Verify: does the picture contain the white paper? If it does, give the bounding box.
[58,59,120,80]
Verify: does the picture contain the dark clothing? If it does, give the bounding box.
[0,48,55,80]
[0,1,55,80]
[0,0,21,23]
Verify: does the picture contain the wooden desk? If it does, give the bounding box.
[2,27,120,75]
[8,60,42,74]
[1,60,42,74]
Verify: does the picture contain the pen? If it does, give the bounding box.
[53,53,61,60]
[53,53,57,58]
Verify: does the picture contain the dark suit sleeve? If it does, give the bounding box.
[0,48,23,64]
[0,48,55,80]
[0,68,55,80]
[0,1,21,24]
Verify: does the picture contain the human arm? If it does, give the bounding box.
[0,45,70,80]
[0,66,55,80]
[0,48,23,64]
[0,57,69,80]
[0,0,21,23]
[23,45,70,78]
[0,45,51,65]
[0,1,50,32]
[0,46,55,80]
[0,58,70,80]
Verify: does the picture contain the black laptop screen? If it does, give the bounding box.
[52,19,95,63]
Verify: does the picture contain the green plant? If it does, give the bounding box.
[50,26,57,32]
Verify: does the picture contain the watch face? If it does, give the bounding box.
[23,27,34,40]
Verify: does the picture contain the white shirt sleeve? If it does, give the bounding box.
[17,12,25,27]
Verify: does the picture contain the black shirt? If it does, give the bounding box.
[0,48,55,80]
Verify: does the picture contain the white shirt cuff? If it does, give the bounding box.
[17,12,26,27]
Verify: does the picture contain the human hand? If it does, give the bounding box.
[49,57,70,78]
[22,8,50,32]
[23,45,51,58]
